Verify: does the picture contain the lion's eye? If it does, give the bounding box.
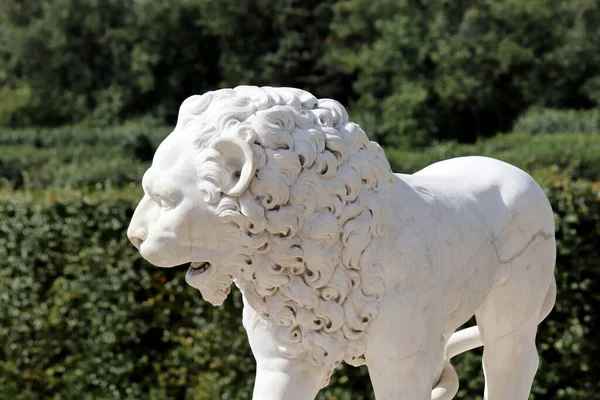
[156,194,173,209]
[150,182,181,209]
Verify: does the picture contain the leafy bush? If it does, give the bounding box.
[386,132,600,181]
[513,108,600,135]
[0,126,599,399]
[0,146,148,190]
[0,124,170,150]
[0,124,171,190]
[1,171,598,399]
[0,187,375,399]
[531,171,600,399]
[0,188,256,400]
[0,85,30,125]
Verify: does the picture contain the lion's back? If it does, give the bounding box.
[414,156,551,216]
[412,155,555,254]
[398,156,556,325]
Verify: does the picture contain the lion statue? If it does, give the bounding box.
[127,86,556,400]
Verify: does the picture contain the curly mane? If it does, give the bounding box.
[178,86,395,375]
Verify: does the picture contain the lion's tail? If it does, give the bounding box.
[445,325,483,359]
[431,327,483,400]
[432,277,557,400]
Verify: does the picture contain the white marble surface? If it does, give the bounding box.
[128,86,556,400]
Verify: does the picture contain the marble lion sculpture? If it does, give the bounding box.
[127,86,556,400]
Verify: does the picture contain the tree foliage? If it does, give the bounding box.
[4,0,599,146]
[0,0,347,126]
[328,0,600,146]
[0,0,220,125]
[196,0,350,101]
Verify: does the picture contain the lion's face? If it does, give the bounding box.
[127,128,256,305]
[127,86,393,368]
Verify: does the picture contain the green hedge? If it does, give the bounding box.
[0,146,149,190]
[3,126,600,190]
[386,132,600,181]
[1,172,598,399]
[0,122,170,149]
[0,123,170,190]
[0,188,375,400]
[0,188,256,400]
[1,126,599,399]
[512,108,600,135]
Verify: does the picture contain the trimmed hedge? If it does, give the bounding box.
[386,132,600,181]
[0,121,171,149]
[2,127,599,190]
[0,122,170,190]
[512,108,600,135]
[0,188,255,400]
[0,188,375,399]
[1,126,599,399]
[0,146,149,190]
[1,172,598,399]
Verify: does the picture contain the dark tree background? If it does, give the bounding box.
[2,0,598,145]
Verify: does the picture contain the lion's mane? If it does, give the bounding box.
[177,86,395,374]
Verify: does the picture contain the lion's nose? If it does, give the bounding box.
[129,235,144,249]
[127,226,147,250]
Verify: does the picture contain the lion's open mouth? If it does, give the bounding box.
[188,261,211,275]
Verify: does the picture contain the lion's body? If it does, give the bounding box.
[128,86,556,400]
[363,156,556,399]
[396,156,555,336]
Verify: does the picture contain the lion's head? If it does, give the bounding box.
[128,86,395,370]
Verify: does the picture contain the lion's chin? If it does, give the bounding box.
[185,265,237,306]
[198,286,232,306]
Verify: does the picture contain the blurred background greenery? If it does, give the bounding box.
[0,0,599,399]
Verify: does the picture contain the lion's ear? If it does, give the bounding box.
[209,137,256,197]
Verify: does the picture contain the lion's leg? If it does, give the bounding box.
[477,315,540,400]
[365,293,444,400]
[475,237,556,400]
[242,301,329,400]
[252,360,329,400]
[365,330,442,400]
